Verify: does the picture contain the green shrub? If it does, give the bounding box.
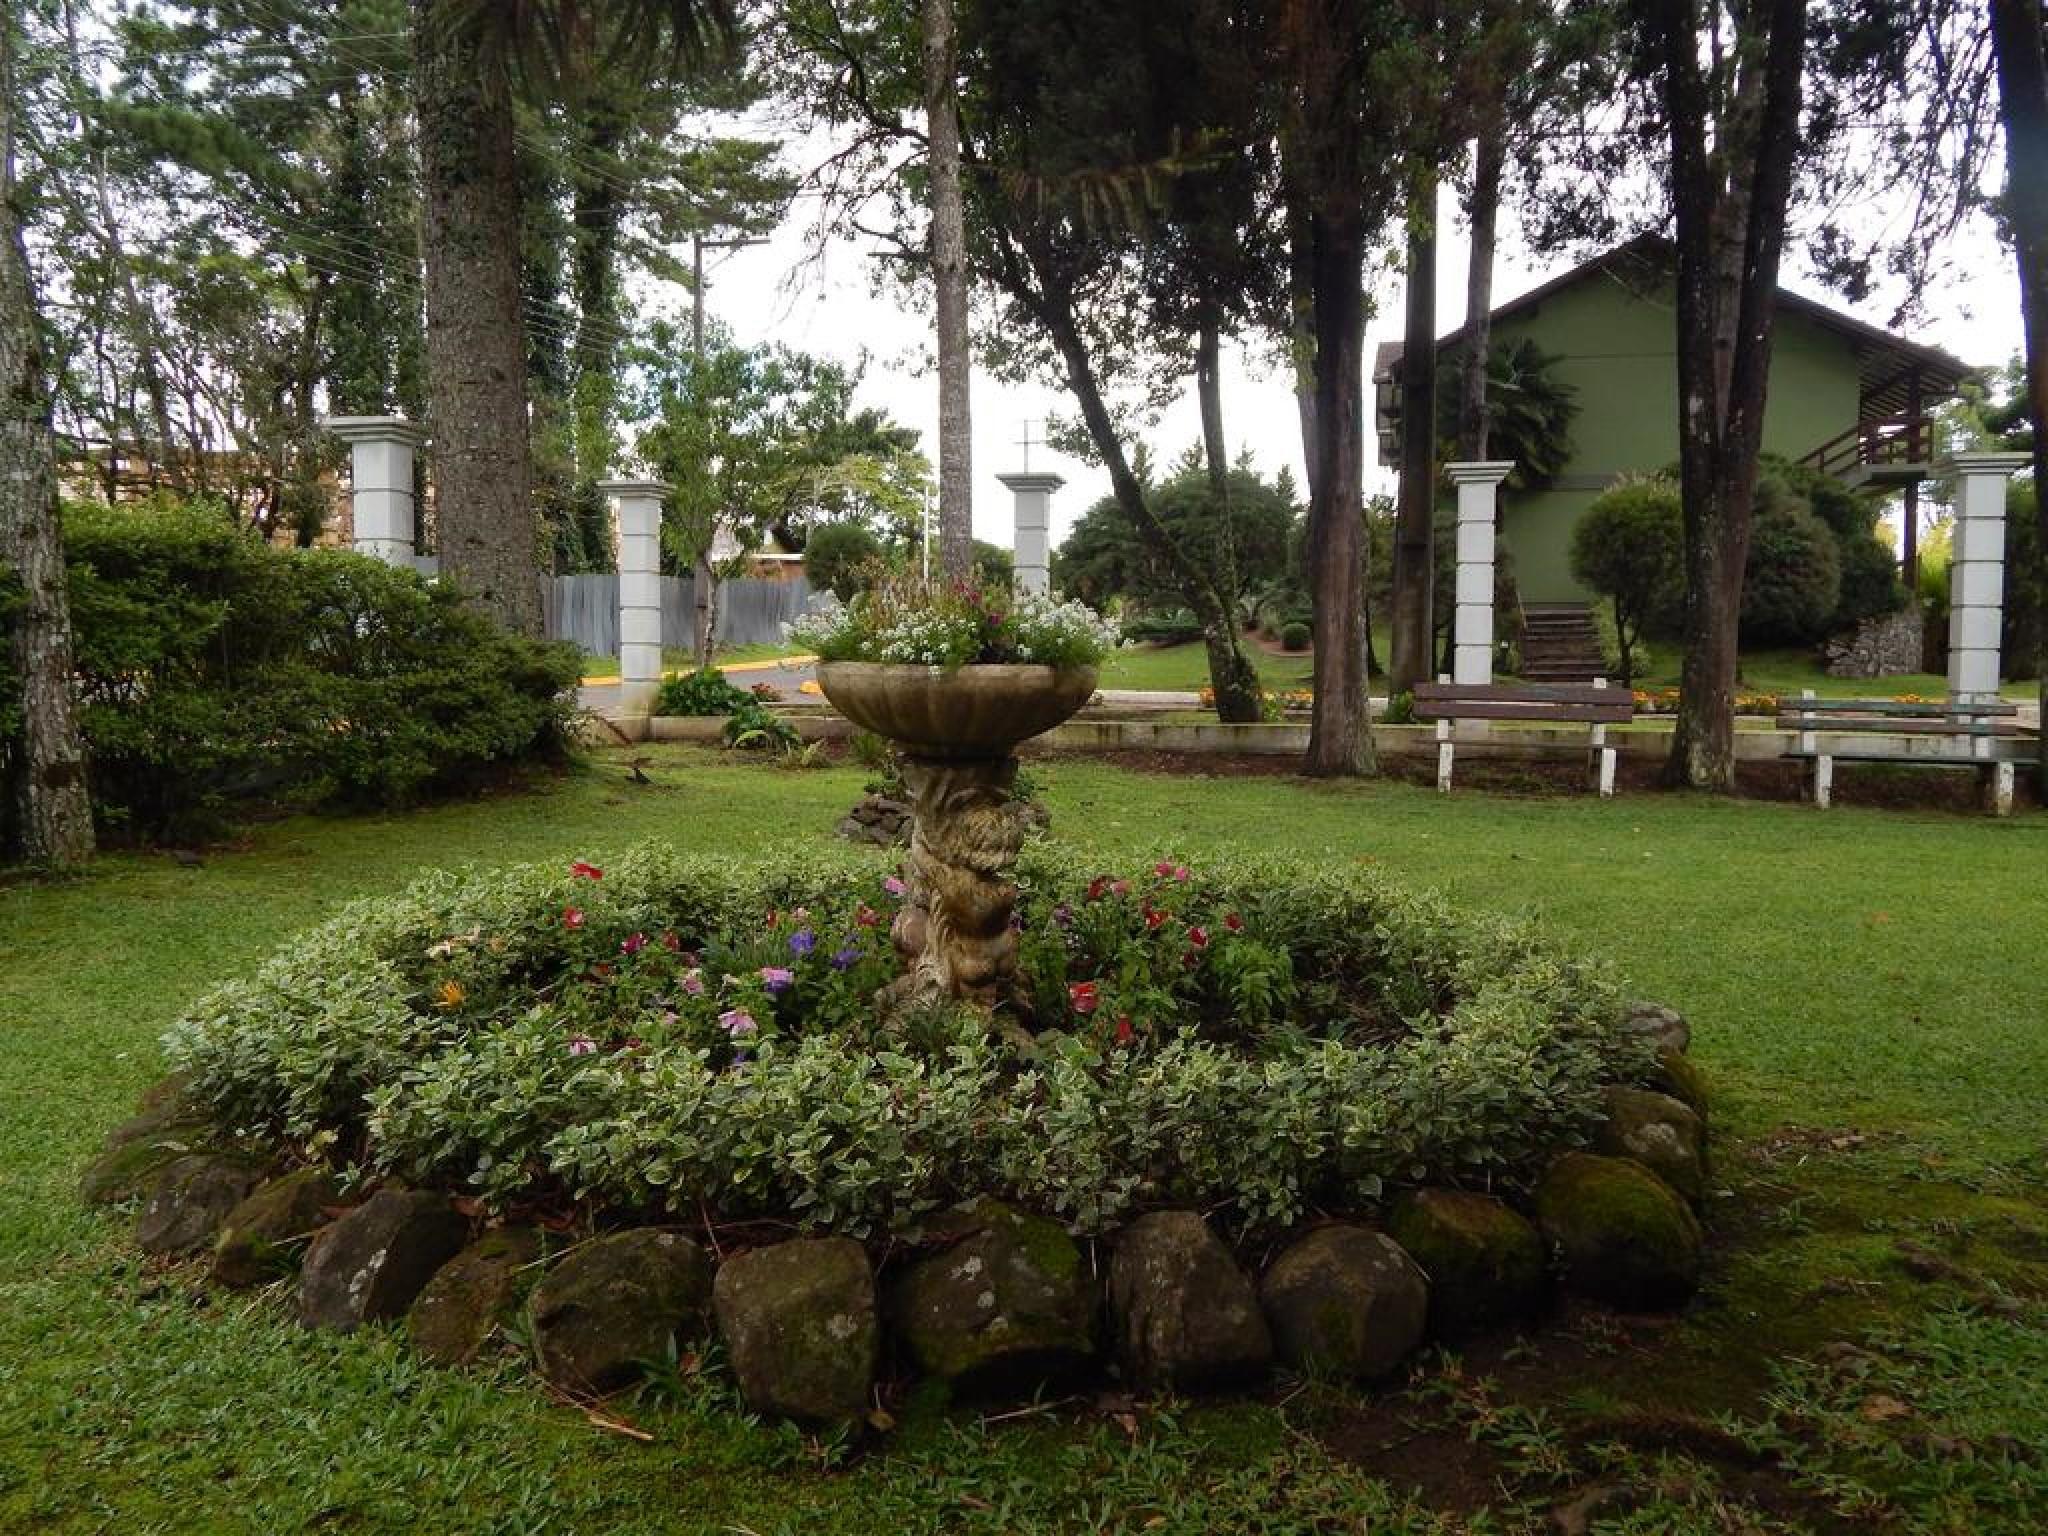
[1570,477,1683,687]
[655,668,753,717]
[1742,479,1842,646]
[45,498,579,839]
[1121,608,1206,646]
[1279,621,1311,652]
[722,698,800,751]
[165,845,1644,1238]
[1772,461,1904,628]
[801,521,884,603]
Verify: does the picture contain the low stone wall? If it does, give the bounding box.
[1825,609,1925,679]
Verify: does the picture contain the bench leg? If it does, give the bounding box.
[1597,745,1617,798]
[1984,761,2015,817]
[1813,754,1833,810]
[1436,738,1454,793]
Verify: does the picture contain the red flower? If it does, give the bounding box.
[1114,1014,1135,1046]
[1086,877,1110,903]
[1188,925,1208,948]
[1154,860,1176,879]
[562,906,585,930]
[1143,905,1168,931]
[856,903,882,928]
[621,932,647,956]
[570,860,603,881]
[660,931,682,953]
[1111,879,1131,898]
[1223,912,1244,932]
[1069,980,1100,1016]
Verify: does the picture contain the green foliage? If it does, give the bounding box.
[1055,465,1301,612]
[654,667,753,717]
[1279,621,1311,652]
[1120,608,1207,646]
[794,574,1118,669]
[721,699,800,751]
[1570,477,1684,687]
[165,843,1638,1238]
[52,497,579,839]
[1436,337,1579,489]
[1770,460,1904,628]
[2001,479,2042,682]
[1742,479,1843,647]
[801,521,884,602]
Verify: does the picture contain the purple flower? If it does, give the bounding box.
[830,945,860,971]
[883,875,907,897]
[620,932,647,956]
[567,1034,599,1057]
[759,966,795,994]
[680,968,706,997]
[1053,903,1073,928]
[788,928,816,957]
[719,1008,758,1038]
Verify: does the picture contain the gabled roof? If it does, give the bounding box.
[1376,235,1973,417]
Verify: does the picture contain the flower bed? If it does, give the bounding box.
[790,573,1118,669]
[166,845,1651,1238]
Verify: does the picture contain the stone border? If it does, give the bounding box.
[89,1004,1709,1432]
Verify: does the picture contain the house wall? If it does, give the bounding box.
[1488,272,1864,602]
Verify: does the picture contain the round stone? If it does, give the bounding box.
[1258,1225,1428,1381]
[1534,1152,1704,1311]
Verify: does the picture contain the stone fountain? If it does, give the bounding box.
[815,661,1097,1017]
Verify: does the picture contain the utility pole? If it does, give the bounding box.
[689,232,767,666]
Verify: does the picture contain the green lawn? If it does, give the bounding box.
[3,751,2044,1533]
[1632,642,2037,701]
[1098,639,1323,692]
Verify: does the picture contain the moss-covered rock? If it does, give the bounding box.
[529,1229,712,1394]
[210,1168,340,1287]
[714,1237,877,1425]
[1650,1048,1709,1122]
[1623,1001,1690,1056]
[105,1090,203,1149]
[408,1227,543,1367]
[1534,1152,1703,1311]
[1107,1210,1270,1392]
[299,1190,469,1332]
[136,1153,267,1256]
[79,1123,220,1206]
[888,1198,1095,1397]
[1596,1086,1708,1203]
[1385,1189,1546,1338]
[1257,1225,1428,1381]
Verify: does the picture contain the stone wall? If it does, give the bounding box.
[1825,608,1924,679]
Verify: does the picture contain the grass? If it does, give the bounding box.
[1632,642,2037,702]
[1096,639,1323,693]
[3,749,2045,1533]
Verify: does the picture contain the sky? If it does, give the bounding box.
[677,147,2022,557]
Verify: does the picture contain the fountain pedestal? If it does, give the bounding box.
[815,662,1097,1019]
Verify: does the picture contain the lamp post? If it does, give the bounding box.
[689,232,769,665]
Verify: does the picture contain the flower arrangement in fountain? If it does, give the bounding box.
[790,571,1119,670]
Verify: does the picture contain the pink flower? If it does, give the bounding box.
[1188,926,1209,948]
[660,931,682,953]
[883,875,908,897]
[1154,860,1176,879]
[680,968,706,997]
[719,1008,757,1038]
[567,1034,598,1056]
[571,860,603,881]
[760,966,795,995]
[620,932,647,956]
[562,906,585,930]
[1111,879,1131,898]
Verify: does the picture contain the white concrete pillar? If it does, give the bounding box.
[1444,460,1514,686]
[598,479,672,718]
[997,471,1063,595]
[1944,451,2026,702]
[324,416,424,566]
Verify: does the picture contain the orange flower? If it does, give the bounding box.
[434,979,466,1010]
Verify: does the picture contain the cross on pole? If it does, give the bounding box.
[1015,419,1043,472]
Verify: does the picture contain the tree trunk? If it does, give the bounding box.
[412,0,540,634]
[1,17,93,865]
[1038,293,1259,721]
[1302,193,1377,776]
[1989,0,2048,798]
[1193,310,1260,719]
[1457,106,1503,461]
[923,0,973,581]
[1389,165,1437,696]
[1656,0,1807,791]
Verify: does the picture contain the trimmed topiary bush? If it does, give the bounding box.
[1279,621,1311,652]
[163,845,1649,1240]
[1741,479,1842,647]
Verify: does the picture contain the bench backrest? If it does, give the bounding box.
[1776,693,2025,737]
[1413,681,1632,725]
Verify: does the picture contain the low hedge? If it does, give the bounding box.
[10,498,581,839]
[166,845,1647,1238]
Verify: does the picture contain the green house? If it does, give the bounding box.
[1374,238,1972,609]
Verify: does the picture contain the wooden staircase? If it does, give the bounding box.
[1518,603,1608,683]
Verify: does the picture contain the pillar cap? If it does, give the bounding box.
[595,478,675,500]
[997,471,1065,493]
[1443,460,1516,485]
[1944,450,2030,474]
[323,415,426,447]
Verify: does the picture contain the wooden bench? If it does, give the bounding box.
[1776,691,2036,815]
[1412,678,1632,796]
